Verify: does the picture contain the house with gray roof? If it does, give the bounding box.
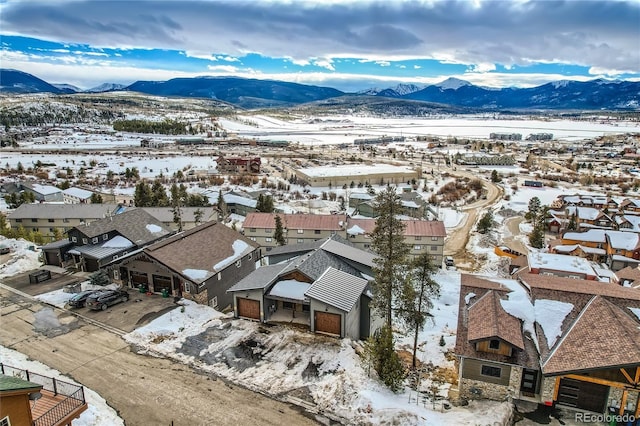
[41,208,172,272]
[227,237,382,340]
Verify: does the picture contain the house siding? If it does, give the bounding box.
[205,250,259,311]
[459,358,522,401]
[233,289,265,321]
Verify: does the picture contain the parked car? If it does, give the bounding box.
[445,256,455,267]
[86,289,129,311]
[67,290,102,308]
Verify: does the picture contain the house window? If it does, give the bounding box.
[72,236,77,242]
[431,245,438,251]
[210,296,218,308]
[431,236,438,241]
[283,301,294,310]
[103,234,108,240]
[184,282,191,293]
[250,228,256,232]
[415,236,422,241]
[92,237,98,244]
[297,239,304,243]
[265,237,272,242]
[113,270,120,280]
[48,219,55,223]
[31,218,37,223]
[1,415,10,426]
[249,237,256,241]
[49,228,55,233]
[314,230,321,234]
[82,238,88,244]
[248,253,252,260]
[15,219,22,223]
[489,339,500,350]
[265,228,272,233]
[297,229,304,234]
[236,259,242,268]
[414,245,422,250]
[481,365,501,378]
[217,272,221,280]
[63,218,69,223]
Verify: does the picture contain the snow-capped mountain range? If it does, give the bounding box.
[1,68,638,111]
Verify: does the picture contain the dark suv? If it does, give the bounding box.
[67,290,102,308]
[86,289,129,311]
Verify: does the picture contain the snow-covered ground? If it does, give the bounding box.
[0,237,42,278]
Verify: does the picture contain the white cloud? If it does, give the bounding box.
[184,51,217,61]
[413,65,421,69]
[375,60,390,67]
[466,62,497,73]
[312,58,335,71]
[588,66,634,76]
[206,65,239,73]
[216,55,240,62]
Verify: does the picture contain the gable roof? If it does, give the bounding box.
[282,248,361,281]
[542,296,640,374]
[305,267,368,312]
[616,266,640,284]
[7,203,121,219]
[228,263,289,292]
[519,272,640,301]
[141,207,218,224]
[468,291,525,350]
[73,208,172,244]
[144,221,258,283]
[244,212,347,230]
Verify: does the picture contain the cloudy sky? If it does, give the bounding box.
[1,0,639,91]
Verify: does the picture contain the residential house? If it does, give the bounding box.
[0,364,88,426]
[62,187,93,204]
[455,273,640,417]
[141,206,219,231]
[41,208,172,272]
[616,266,640,288]
[7,203,123,242]
[217,155,261,174]
[512,252,615,281]
[227,237,382,340]
[619,199,640,214]
[110,221,259,309]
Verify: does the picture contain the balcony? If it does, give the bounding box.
[0,364,88,426]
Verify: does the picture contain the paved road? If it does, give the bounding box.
[0,288,320,426]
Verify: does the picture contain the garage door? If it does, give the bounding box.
[237,298,260,320]
[315,312,341,336]
[557,378,608,414]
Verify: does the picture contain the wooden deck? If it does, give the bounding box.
[31,389,87,426]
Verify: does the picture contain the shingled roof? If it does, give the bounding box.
[75,208,171,244]
[543,296,640,374]
[145,221,259,284]
[468,291,525,350]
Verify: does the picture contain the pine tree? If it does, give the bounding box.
[194,208,204,225]
[399,253,441,368]
[370,186,410,328]
[134,181,152,207]
[527,196,541,221]
[370,325,406,392]
[567,212,578,231]
[90,193,103,204]
[217,191,228,219]
[476,210,494,234]
[151,180,169,207]
[491,169,500,183]
[529,206,548,249]
[274,215,286,246]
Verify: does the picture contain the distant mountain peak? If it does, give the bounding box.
[434,77,473,90]
[391,83,423,95]
[357,87,382,95]
[86,83,127,93]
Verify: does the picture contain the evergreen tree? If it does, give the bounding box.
[369,325,406,392]
[151,180,170,207]
[491,169,500,183]
[399,253,441,369]
[274,215,286,246]
[527,196,541,221]
[194,208,204,225]
[567,212,578,231]
[370,186,410,328]
[90,193,103,204]
[256,194,265,212]
[529,206,548,249]
[134,181,153,207]
[89,270,110,286]
[217,191,228,219]
[477,210,494,234]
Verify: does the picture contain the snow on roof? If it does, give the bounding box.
[182,269,210,281]
[30,183,61,195]
[630,307,640,321]
[529,252,595,276]
[213,240,250,271]
[346,225,366,235]
[566,206,600,221]
[401,200,420,208]
[553,244,606,255]
[62,187,93,199]
[496,279,539,351]
[464,292,476,304]
[298,163,415,178]
[611,254,640,263]
[102,235,133,248]
[607,231,639,250]
[563,229,607,243]
[267,279,311,301]
[146,224,164,233]
[534,299,574,348]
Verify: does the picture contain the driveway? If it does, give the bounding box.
[0,286,319,426]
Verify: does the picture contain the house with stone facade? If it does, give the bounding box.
[455,273,640,417]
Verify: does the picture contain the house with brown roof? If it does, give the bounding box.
[243,213,348,247]
[455,273,640,417]
[109,221,260,309]
[616,266,640,288]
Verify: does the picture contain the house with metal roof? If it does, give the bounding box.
[455,273,640,417]
[227,237,381,339]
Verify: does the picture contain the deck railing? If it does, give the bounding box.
[0,363,86,426]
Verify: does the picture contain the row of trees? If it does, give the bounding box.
[112,119,192,135]
[366,187,441,391]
